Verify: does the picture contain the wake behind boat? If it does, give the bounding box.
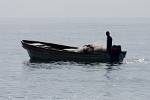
[21,40,127,63]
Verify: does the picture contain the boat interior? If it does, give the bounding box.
[22,40,107,53]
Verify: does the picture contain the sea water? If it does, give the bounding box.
[0,17,150,100]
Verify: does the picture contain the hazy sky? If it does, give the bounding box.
[0,0,150,18]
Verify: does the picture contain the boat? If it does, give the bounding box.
[21,40,127,63]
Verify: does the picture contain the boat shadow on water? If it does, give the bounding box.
[23,59,124,70]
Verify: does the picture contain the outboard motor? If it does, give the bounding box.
[110,45,122,62]
[111,45,121,53]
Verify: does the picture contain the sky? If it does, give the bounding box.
[0,0,150,18]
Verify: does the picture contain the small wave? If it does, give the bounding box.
[124,59,150,64]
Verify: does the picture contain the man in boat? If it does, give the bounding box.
[106,31,112,52]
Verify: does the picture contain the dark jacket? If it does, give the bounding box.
[107,35,112,51]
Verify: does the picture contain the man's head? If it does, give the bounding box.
[106,31,110,36]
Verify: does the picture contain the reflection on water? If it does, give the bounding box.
[21,59,150,100]
[23,59,123,71]
[22,59,124,99]
[22,59,150,100]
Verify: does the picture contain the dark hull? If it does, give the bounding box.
[21,40,127,63]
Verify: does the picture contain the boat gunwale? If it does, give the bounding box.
[21,41,104,55]
[21,40,127,55]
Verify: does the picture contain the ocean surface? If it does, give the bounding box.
[0,17,150,100]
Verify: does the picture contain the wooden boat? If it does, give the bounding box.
[21,40,127,63]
